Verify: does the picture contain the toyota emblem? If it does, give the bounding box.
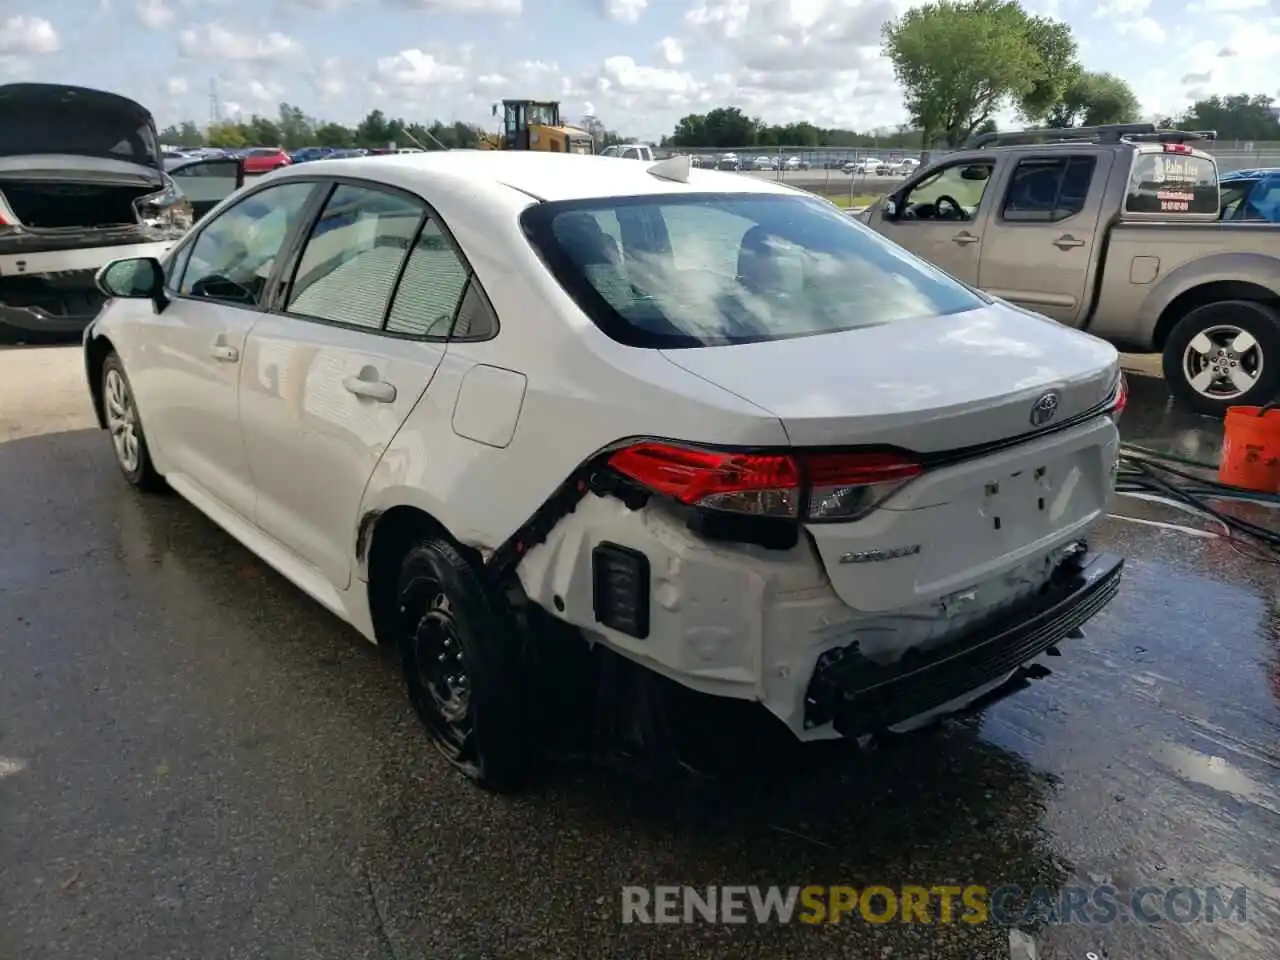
[1030,391,1060,426]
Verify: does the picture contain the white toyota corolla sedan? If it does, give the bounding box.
[83,150,1126,790]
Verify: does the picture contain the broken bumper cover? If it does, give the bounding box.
[803,551,1124,736]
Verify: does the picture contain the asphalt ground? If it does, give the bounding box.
[1,345,1278,959]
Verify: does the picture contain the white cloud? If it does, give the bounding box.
[136,0,176,29]
[658,36,684,65]
[0,15,60,55]
[604,0,647,23]
[387,0,522,12]
[178,23,301,62]
[1119,17,1167,43]
[166,76,188,96]
[371,48,468,94]
[1094,0,1149,15]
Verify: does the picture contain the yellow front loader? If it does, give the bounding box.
[478,99,594,154]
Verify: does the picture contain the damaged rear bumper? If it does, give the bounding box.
[803,550,1124,736]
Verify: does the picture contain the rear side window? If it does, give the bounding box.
[521,193,987,349]
[1125,152,1219,215]
[1001,156,1096,222]
[385,221,472,338]
[287,183,425,329]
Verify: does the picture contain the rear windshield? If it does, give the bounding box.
[520,193,987,348]
[1125,151,1218,215]
[0,107,158,166]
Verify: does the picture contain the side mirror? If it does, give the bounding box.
[96,257,164,300]
[883,197,898,219]
[960,165,990,181]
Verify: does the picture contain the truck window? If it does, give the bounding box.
[900,161,995,221]
[1000,156,1096,223]
[1125,152,1218,215]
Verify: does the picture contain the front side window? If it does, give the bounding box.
[1125,151,1218,215]
[177,181,316,306]
[900,161,994,221]
[287,183,425,330]
[521,193,987,348]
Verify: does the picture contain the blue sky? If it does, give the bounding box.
[1,0,1277,140]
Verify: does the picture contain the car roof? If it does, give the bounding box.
[274,150,799,202]
[1220,167,1280,182]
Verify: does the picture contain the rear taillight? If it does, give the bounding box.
[1109,373,1128,419]
[606,442,922,522]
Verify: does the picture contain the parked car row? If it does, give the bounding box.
[679,152,920,174]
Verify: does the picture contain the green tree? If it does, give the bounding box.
[244,115,282,146]
[205,122,247,149]
[882,0,1078,146]
[313,122,354,147]
[1173,94,1280,140]
[1046,71,1141,127]
[276,102,314,150]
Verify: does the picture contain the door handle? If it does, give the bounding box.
[210,344,239,362]
[1054,235,1086,249]
[342,375,397,403]
[951,232,980,246]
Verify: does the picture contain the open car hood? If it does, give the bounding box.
[0,83,162,173]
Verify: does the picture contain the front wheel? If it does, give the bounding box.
[101,352,165,491]
[396,537,535,791]
[1162,300,1280,416]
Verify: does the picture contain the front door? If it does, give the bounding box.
[872,158,996,285]
[130,179,320,520]
[975,153,1111,325]
[239,181,472,588]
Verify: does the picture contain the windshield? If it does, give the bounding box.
[521,193,987,348]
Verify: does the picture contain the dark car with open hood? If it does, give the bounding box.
[0,83,244,341]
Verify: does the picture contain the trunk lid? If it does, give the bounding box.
[0,84,165,233]
[0,83,162,172]
[659,303,1119,451]
[661,303,1121,613]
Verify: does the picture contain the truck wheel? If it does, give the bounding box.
[1163,300,1280,416]
[396,537,535,791]
[101,352,165,492]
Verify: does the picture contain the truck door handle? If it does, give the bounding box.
[210,344,239,362]
[342,375,397,403]
[951,232,980,246]
[1054,235,1086,249]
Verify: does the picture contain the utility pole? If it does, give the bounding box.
[208,78,222,126]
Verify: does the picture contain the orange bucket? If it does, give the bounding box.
[1220,403,1280,493]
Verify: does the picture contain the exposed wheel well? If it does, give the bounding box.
[364,505,484,647]
[1153,281,1280,351]
[84,333,115,429]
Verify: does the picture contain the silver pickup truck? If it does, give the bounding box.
[860,123,1280,415]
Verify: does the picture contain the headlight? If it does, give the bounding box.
[136,178,193,238]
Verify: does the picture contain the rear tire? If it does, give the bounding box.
[1163,300,1280,416]
[396,537,535,791]
[101,352,165,492]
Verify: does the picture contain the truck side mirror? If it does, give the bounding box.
[883,197,898,220]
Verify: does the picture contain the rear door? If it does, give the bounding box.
[975,152,1112,325]
[871,158,998,285]
[238,179,473,588]
[168,156,244,222]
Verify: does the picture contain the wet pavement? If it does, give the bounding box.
[1,346,1278,960]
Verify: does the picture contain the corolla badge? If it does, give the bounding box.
[838,544,921,564]
[1030,390,1060,426]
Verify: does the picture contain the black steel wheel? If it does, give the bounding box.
[396,537,534,791]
